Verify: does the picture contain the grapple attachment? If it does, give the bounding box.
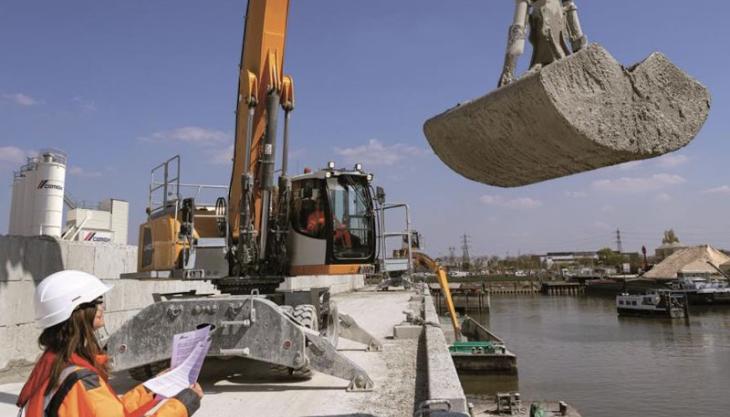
[424,44,710,187]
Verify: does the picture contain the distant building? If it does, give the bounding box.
[540,251,599,268]
[63,199,129,244]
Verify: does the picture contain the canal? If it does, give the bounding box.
[461,295,730,417]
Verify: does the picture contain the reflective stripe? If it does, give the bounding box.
[43,366,79,414]
[45,367,98,417]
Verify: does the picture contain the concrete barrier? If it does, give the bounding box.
[420,292,468,414]
[277,274,365,294]
[0,235,217,375]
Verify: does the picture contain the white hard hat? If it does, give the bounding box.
[34,270,112,329]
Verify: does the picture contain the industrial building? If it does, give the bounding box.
[6,149,129,244]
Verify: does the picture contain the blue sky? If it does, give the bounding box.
[1,0,729,258]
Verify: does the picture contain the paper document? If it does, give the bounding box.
[143,326,212,398]
[171,326,211,369]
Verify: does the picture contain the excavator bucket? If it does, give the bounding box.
[424,44,710,187]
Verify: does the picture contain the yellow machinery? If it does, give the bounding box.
[136,0,378,295]
[392,234,461,338]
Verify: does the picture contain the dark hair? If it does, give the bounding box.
[38,302,107,390]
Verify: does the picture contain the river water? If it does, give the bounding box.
[461,295,730,417]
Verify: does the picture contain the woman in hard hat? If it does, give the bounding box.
[16,270,203,417]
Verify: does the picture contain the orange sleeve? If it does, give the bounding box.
[119,384,155,413]
[58,377,193,417]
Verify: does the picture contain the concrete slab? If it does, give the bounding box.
[277,274,365,294]
[0,281,36,326]
[393,324,422,339]
[424,44,710,187]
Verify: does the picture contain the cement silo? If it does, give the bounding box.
[8,172,23,235]
[27,150,67,237]
[20,162,37,235]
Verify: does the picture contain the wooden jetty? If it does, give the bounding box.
[541,281,585,295]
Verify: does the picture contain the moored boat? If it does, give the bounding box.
[616,290,687,318]
[671,277,730,305]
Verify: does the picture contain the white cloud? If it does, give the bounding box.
[702,185,730,195]
[656,154,689,168]
[0,146,32,165]
[592,173,685,193]
[141,126,229,145]
[72,96,97,112]
[334,139,425,166]
[207,144,234,165]
[480,194,542,209]
[564,191,587,198]
[2,93,39,107]
[616,160,643,171]
[68,166,102,177]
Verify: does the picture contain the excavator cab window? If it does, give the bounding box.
[326,176,373,261]
[291,179,326,239]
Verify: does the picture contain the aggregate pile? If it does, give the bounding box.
[424,44,711,187]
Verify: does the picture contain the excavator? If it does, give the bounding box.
[106,0,710,393]
[108,0,387,391]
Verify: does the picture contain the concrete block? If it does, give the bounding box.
[0,281,37,326]
[25,237,65,282]
[125,246,139,274]
[423,295,440,325]
[93,244,128,279]
[64,242,96,273]
[278,274,365,294]
[393,323,422,339]
[425,44,710,187]
[423,325,468,414]
[0,235,64,283]
[0,236,25,282]
[0,324,42,372]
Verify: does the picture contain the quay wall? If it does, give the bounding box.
[0,235,216,376]
[419,289,469,415]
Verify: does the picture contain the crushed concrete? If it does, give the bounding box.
[424,43,711,187]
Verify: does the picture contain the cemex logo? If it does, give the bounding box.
[37,180,63,191]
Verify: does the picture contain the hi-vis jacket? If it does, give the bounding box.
[17,352,200,417]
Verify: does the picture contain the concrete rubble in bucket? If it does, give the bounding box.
[424,43,711,187]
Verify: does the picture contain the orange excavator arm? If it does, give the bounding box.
[411,251,461,338]
[229,0,293,245]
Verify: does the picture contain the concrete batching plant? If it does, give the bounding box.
[8,149,67,237]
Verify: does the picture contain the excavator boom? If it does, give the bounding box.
[229,0,291,244]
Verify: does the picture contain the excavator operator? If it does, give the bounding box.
[333,217,352,249]
[306,198,326,237]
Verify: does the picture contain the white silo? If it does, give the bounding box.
[8,172,22,234]
[20,161,37,236]
[27,150,67,237]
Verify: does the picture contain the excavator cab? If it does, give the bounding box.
[287,164,376,276]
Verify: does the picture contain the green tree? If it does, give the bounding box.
[597,247,625,267]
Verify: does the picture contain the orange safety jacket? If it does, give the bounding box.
[17,351,199,417]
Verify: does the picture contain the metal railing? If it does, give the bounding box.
[376,202,413,278]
